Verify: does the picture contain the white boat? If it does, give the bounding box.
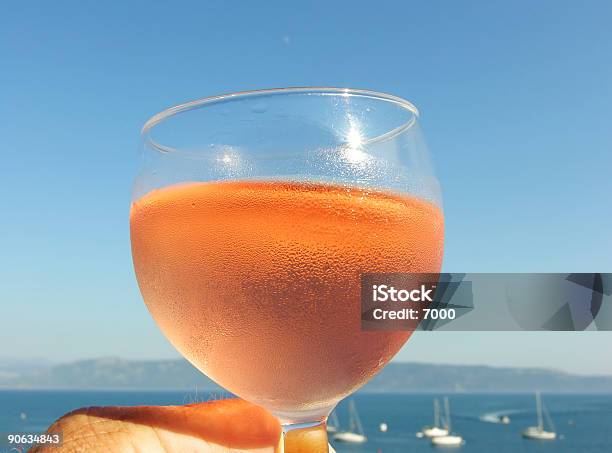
[499,415,511,424]
[522,392,557,440]
[333,431,367,443]
[333,400,367,443]
[420,398,449,438]
[523,426,556,440]
[431,398,464,447]
[480,411,512,424]
[423,426,450,438]
[327,411,340,433]
[431,435,464,447]
[379,422,388,432]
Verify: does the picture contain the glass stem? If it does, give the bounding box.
[279,420,329,453]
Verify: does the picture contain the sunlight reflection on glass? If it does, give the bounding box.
[341,118,369,164]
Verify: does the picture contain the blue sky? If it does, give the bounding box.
[1,1,611,374]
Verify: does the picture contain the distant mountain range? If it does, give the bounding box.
[0,358,611,393]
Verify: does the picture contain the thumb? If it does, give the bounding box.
[31,398,279,453]
[30,398,333,453]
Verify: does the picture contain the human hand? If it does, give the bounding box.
[30,398,330,453]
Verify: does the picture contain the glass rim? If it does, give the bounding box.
[141,87,420,153]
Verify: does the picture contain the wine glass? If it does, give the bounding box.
[130,87,444,451]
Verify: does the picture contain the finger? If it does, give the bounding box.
[31,398,281,453]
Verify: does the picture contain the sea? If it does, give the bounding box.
[0,391,610,452]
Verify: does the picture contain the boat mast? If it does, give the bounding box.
[536,391,543,431]
[434,399,440,427]
[349,400,365,435]
[444,397,452,432]
[329,411,339,430]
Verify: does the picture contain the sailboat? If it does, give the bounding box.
[522,392,556,440]
[327,411,340,433]
[333,400,367,443]
[431,398,464,447]
[419,398,449,438]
